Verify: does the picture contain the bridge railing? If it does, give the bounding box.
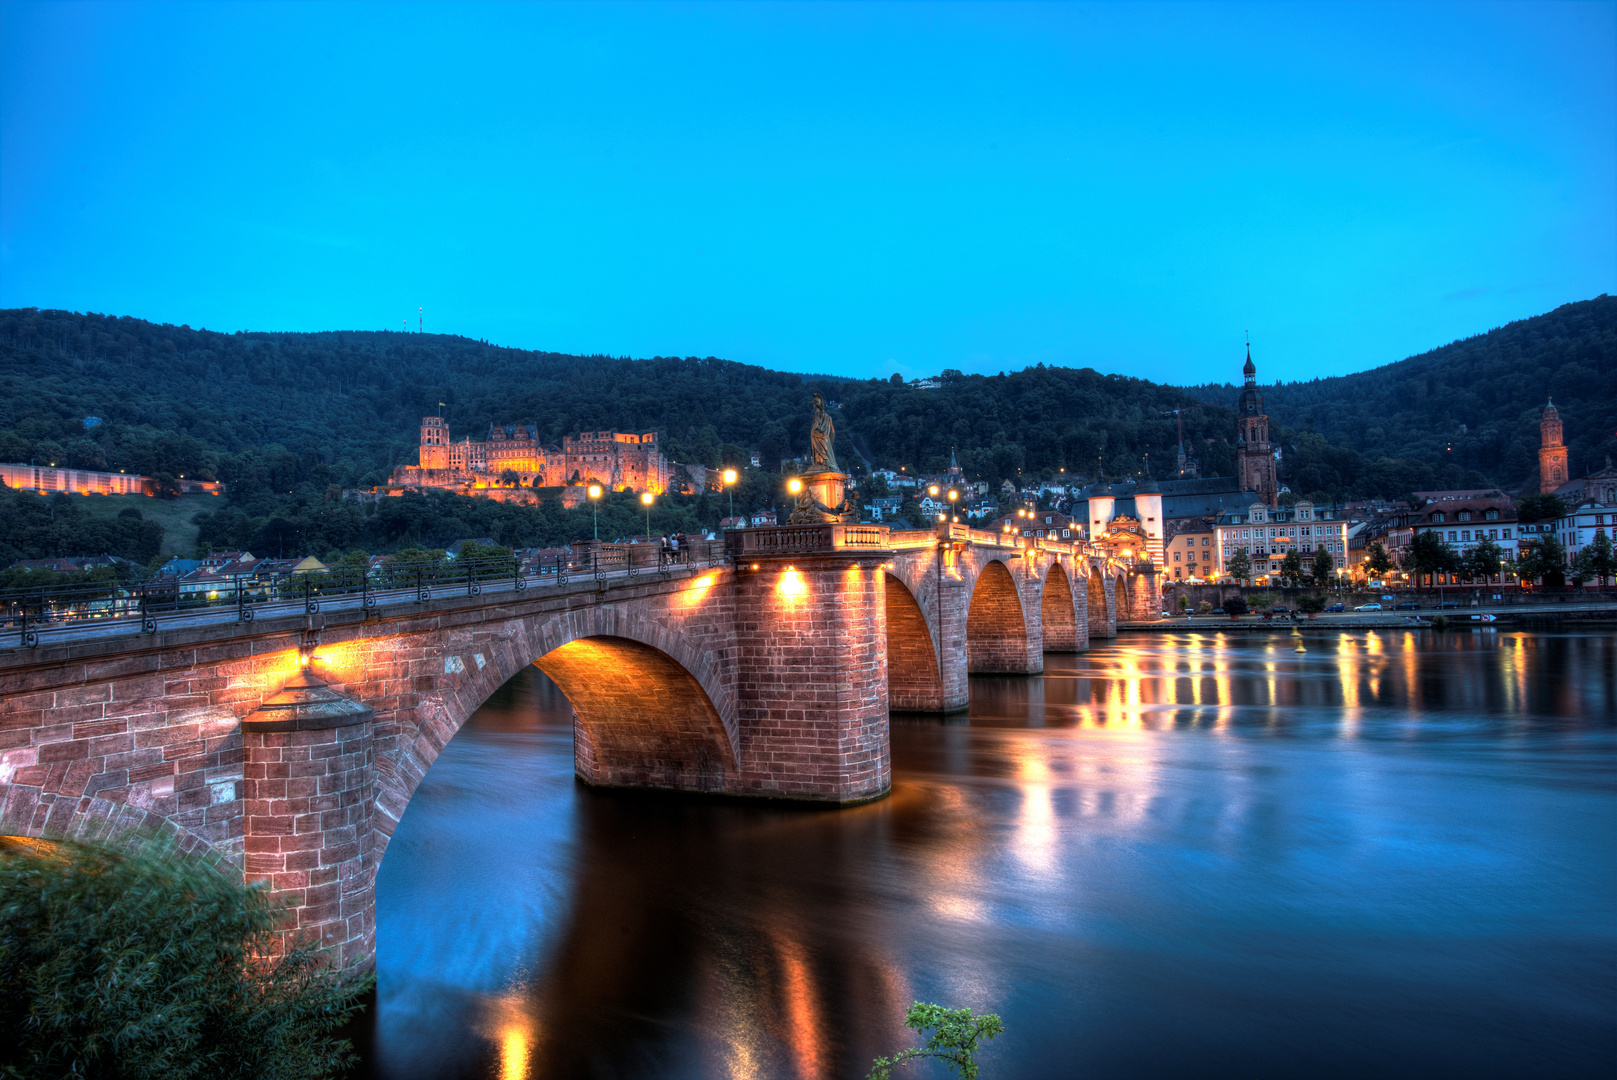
[724,524,891,558]
[0,542,728,650]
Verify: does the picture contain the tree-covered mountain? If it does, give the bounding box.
[1184,295,1617,495]
[1,296,1612,564]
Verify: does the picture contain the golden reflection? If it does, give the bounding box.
[778,567,806,599]
[499,1024,532,1080]
[780,939,826,1080]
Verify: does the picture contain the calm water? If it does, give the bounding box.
[363,631,1617,1080]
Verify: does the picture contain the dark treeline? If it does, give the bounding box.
[1185,295,1617,489]
[0,487,165,568]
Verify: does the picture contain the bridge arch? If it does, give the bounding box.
[1041,561,1080,652]
[1114,570,1133,624]
[965,558,1035,673]
[1086,564,1112,638]
[373,605,739,858]
[883,571,945,711]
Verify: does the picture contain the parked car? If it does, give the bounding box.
[1269,605,1291,615]
[1211,607,1225,615]
[1324,603,1345,613]
[1395,601,1421,611]
[1354,602,1383,611]
[1439,600,1460,609]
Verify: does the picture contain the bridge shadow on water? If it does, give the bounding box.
[358,630,1616,1080]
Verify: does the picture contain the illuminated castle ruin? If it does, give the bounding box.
[392,417,671,495]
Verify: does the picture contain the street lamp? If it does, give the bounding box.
[588,484,603,540]
[722,468,737,522]
[787,476,803,495]
[928,484,940,497]
[641,490,654,538]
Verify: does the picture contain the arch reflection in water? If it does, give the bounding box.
[370,630,1616,1080]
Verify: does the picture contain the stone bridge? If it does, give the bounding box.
[0,524,1158,967]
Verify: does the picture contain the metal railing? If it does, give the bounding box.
[1,542,725,650]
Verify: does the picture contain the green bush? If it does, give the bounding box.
[0,837,371,1080]
[1222,595,1249,616]
[1297,595,1327,613]
[1197,600,1213,614]
[869,1001,1004,1080]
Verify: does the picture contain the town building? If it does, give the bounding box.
[991,509,1080,541]
[1164,520,1217,580]
[392,417,672,495]
[1409,492,1520,579]
[1214,500,1350,582]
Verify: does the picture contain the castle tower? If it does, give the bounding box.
[1538,399,1568,494]
[1234,345,1278,507]
[419,416,450,470]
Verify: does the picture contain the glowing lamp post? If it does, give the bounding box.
[588,484,603,540]
[723,467,737,522]
[948,489,958,522]
[788,476,803,496]
[641,490,654,538]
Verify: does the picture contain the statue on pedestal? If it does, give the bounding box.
[788,393,852,524]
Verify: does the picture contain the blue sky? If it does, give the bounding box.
[2,1,1613,384]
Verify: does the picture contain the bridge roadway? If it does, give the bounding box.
[0,523,1157,968]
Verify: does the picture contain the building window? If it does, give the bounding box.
[1432,513,1445,523]
[1485,510,1498,521]
[1461,531,1471,542]
[1174,553,1181,561]
[1458,511,1472,522]
[1503,529,1512,539]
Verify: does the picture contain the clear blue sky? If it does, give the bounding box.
[2,2,1613,384]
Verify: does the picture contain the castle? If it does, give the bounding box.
[391,417,672,495]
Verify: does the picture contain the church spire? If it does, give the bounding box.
[1242,335,1256,384]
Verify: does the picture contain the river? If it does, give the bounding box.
[359,629,1616,1079]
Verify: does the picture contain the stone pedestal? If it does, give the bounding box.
[241,670,375,968]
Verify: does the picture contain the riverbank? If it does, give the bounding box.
[1121,601,1617,632]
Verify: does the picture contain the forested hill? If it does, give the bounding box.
[1184,295,1617,493]
[2,298,1611,509]
[0,309,1228,490]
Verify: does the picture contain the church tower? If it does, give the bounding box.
[1538,399,1568,494]
[1234,344,1278,507]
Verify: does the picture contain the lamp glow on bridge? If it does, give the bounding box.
[787,477,803,494]
[722,467,737,521]
[588,484,603,540]
[779,566,805,598]
[641,490,654,537]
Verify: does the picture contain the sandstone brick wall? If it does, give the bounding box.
[965,559,1040,673]
[242,719,375,965]
[883,573,945,712]
[730,558,890,803]
[1041,563,1080,652]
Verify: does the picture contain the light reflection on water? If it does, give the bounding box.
[367,631,1617,1079]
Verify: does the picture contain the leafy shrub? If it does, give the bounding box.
[0,836,371,1080]
[869,1002,1004,1080]
[1197,600,1212,614]
[1222,595,1249,616]
[1297,594,1327,613]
